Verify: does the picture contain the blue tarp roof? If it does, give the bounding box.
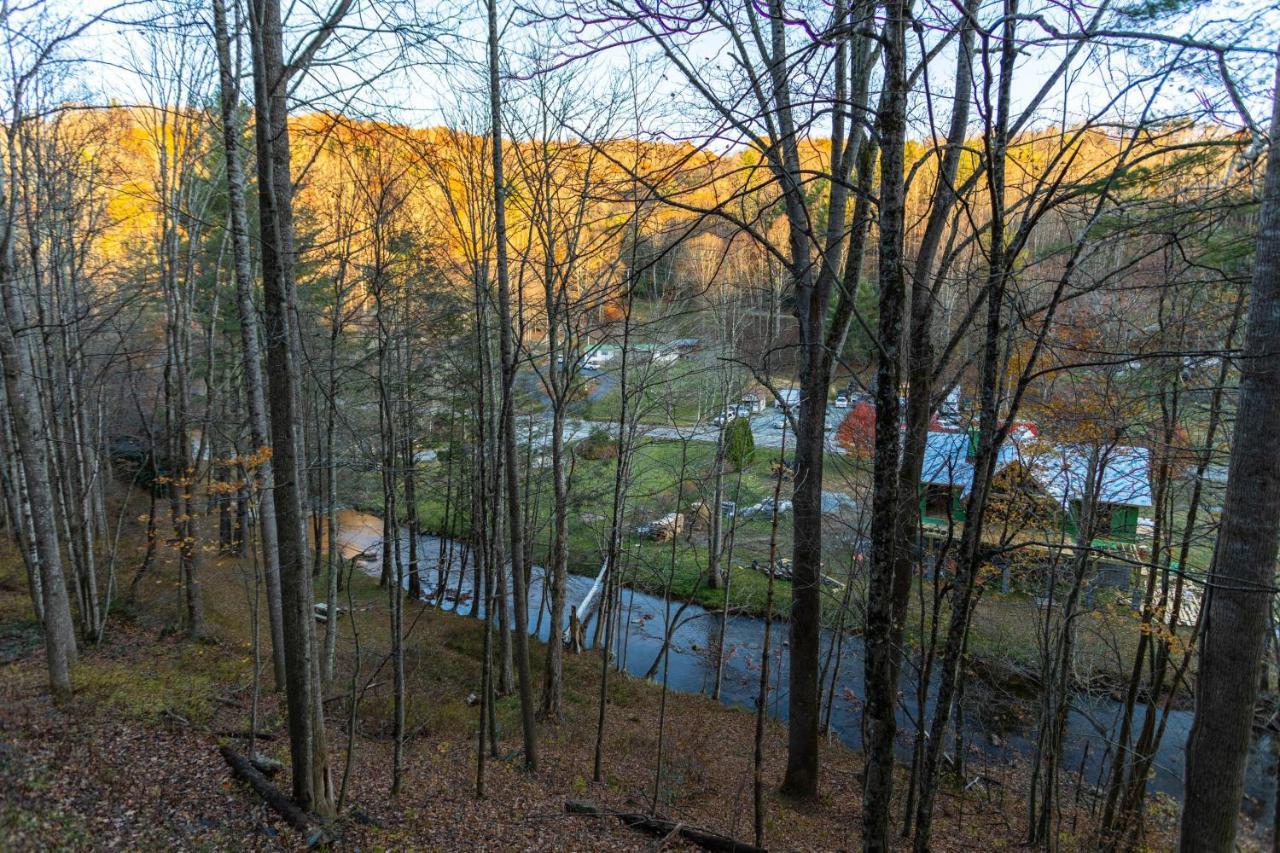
[1029,444,1152,508]
[921,432,975,490]
[921,432,1018,492]
[920,432,1152,508]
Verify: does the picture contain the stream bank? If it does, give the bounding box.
[331,508,1276,833]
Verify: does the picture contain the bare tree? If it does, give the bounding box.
[489,0,539,769]
[1182,50,1280,853]
[0,2,103,700]
[246,0,354,815]
[211,0,288,688]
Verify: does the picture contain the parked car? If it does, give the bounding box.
[843,383,870,403]
[711,408,738,426]
[834,393,850,408]
[775,388,802,410]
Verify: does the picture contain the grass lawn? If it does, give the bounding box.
[411,436,871,621]
[570,359,724,426]
[385,428,1172,688]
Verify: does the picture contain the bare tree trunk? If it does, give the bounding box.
[0,87,79,676]
[705,396,727,591]
[247,0,348,815]
[337,558,361,814]
[400,283,422,603]
[861,0,910,843]
[894,8,977,835]
[153,118,204,641]
[910,11,1019,849]
[755,426,787,848]
[592,245,640,781]
[322,323,340,683]
[375,265,405,797]
[0,379,41,621]
[488,0,538,769]
[476,517,495,797]
[212,0,288,690]
[539,392,567,721]
[712,469,744,702]
[0,237,78,698]
[1105,295,1243,844]
[651,441,693,816]
[403,442,422,601]
[1181,52,1280,853]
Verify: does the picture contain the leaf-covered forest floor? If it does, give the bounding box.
[0,518,1182,850]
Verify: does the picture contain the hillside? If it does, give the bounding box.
[0,511,1161,850]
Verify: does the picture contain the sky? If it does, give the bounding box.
[15,0,1280,147]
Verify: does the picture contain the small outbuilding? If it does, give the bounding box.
[918,432,1152,543]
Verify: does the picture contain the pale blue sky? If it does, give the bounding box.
[24,0,1280,146]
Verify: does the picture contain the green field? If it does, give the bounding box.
[411,435,870,619]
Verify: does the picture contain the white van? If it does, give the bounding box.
[775,388,802,410]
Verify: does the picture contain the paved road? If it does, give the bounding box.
[586,371,616,402]
[519,405,849,455]
[512,361,851,454]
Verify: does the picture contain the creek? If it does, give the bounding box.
[332,509,1276,832]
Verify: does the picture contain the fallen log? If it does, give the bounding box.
[564,800,765,853]
[219,746,311,831]
[250,752,285,777]
[215,728,275,740]
[563,561,608,645]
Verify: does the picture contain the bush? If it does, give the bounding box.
[835,401,875,457]
[724,417,755,471]
[576,426,617,460]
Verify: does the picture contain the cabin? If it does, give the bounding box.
[631,342,679,365]
[918,432,1152,544]
[1027,445,1152,543]
[582,343,621,369]
[919,432,1006,524]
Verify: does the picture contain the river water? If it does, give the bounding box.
[332,509,1276,831]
